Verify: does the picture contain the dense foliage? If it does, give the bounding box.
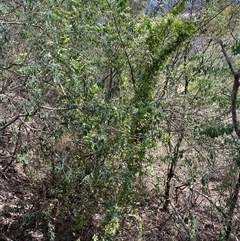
[1,0,240,240]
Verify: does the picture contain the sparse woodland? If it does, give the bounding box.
[1,0,240,240]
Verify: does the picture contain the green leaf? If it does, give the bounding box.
[232,40,240,55]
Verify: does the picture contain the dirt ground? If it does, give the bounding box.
[0,161,43,241]
[0,158,239,241]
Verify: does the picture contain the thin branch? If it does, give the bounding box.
[194,1,234,36]
[42,106,68,111]
[105,0,136,87]
[1,121,24,175]
[0,21,43,30]
[226,171,240,240]
[232,74,240,138]
[169,200,190,237]
[219,40,236,76]
[0,110,38,132]
[0,115,21,132]
[0,63,22,70]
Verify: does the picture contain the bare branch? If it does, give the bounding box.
[169,200,190,237]
[0,110,38,132]
[0,115,21,132]
[219,40,235,76]
[232,76,240,138]
[0,21,43,30]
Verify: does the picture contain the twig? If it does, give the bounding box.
[105,0,136,87]
[0,21,43,30]
[169,200,190,237]
[42,106,68,111]
[0,115,22,132]
[219,40,236,76]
